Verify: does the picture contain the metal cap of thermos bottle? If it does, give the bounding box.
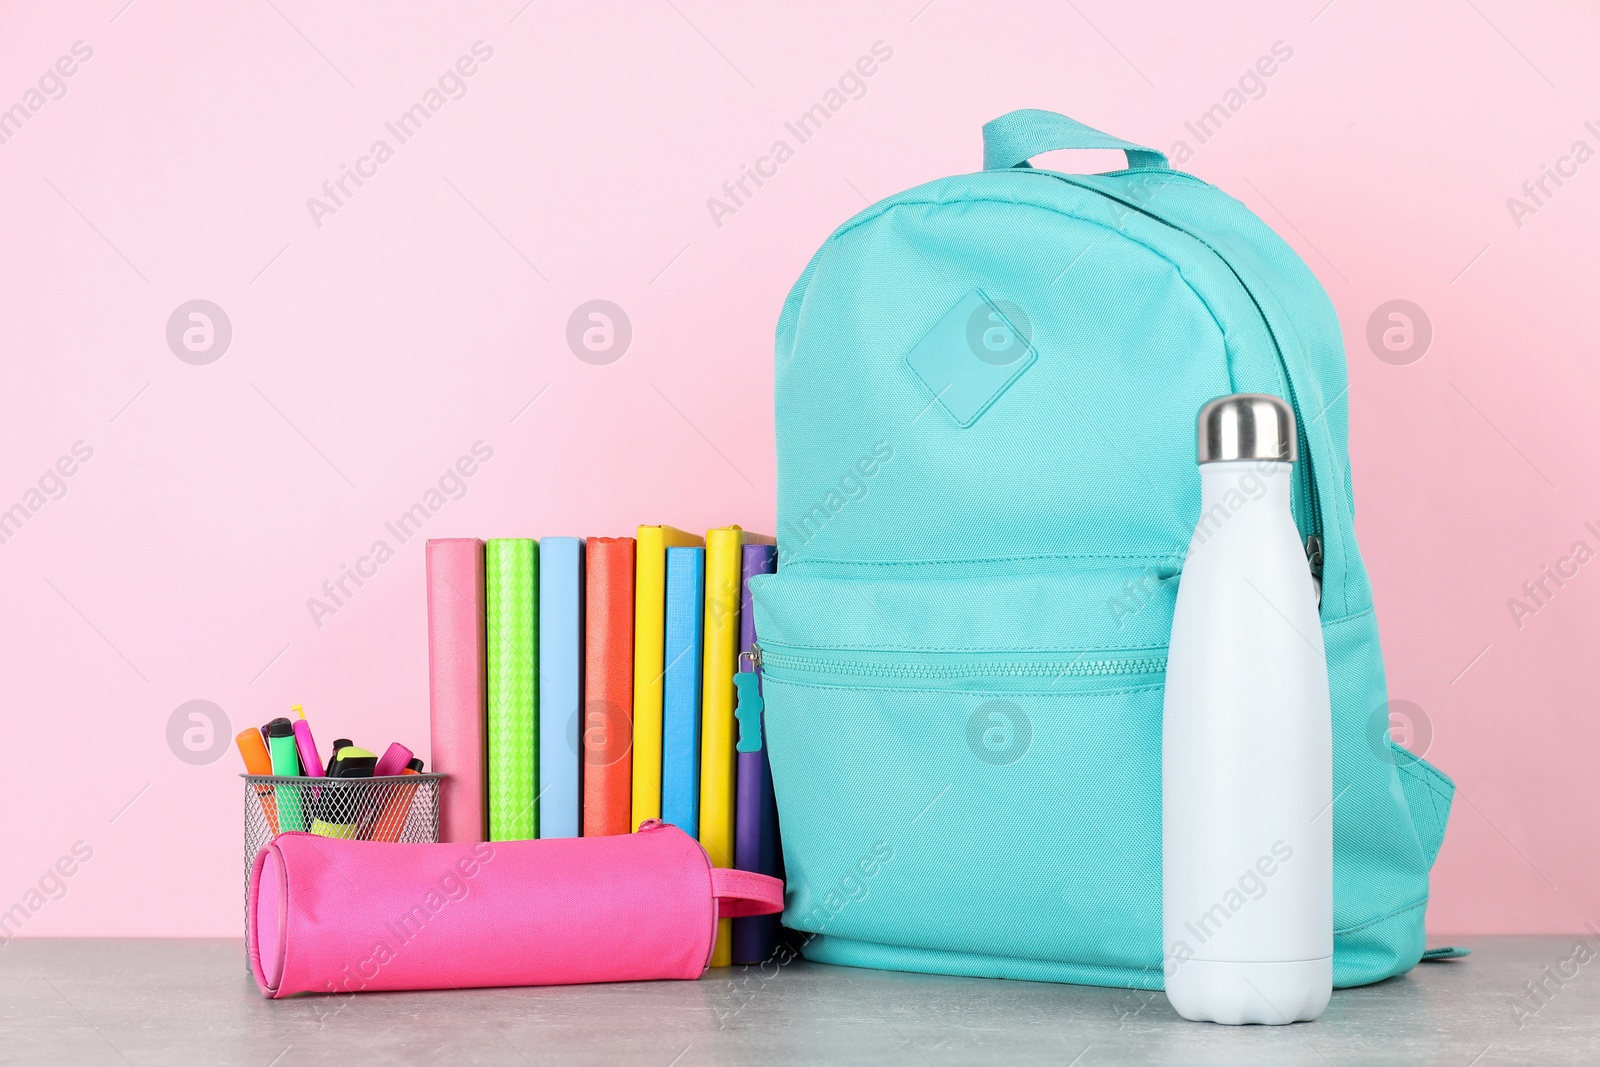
[1197,393,1297,464]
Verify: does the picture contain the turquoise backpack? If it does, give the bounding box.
[748,110,1454,989]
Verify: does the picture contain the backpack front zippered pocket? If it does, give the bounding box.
[756,637,1171,980]
[750,562,1178,983]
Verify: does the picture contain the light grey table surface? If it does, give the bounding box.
[0,936,1593,1066]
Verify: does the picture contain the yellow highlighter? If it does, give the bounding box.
[311,746,376,838]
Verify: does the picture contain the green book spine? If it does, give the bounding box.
[486,538,538,841]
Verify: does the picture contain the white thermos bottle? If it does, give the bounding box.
[1162,393,1333,1025]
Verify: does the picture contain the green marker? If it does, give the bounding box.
[264,718,305,832]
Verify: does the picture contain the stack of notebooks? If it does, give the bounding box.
[424,527,780,966]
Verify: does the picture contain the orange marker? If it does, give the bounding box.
[371,759,424,842]
[236,728,279,834]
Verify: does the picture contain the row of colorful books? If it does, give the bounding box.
[423,526,781,966]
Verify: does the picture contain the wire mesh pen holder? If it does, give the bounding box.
[241,774,445,952]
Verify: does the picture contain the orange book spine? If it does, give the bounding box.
[583,537,636,836]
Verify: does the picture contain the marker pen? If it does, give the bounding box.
[373,742,414,778]
[236,727,273,775]
[363,743,415,839]
[330,746,375,777]
[371,758,425,842]
[235,728,279,834]
[264,718,305,832]
[313,747,376,838]
[291,705,325,778]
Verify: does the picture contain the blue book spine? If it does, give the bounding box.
[661,546,705,837]
[538,537,582,838]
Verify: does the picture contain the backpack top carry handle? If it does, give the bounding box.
[981,108,1169,173]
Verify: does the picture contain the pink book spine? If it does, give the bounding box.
[427,538,488,843]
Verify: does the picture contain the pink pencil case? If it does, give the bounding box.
[248,820,783,998]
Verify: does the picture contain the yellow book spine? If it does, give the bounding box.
[631,525,702,832]
[699,525,745,966]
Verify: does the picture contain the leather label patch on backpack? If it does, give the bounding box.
[905,289,1036,427]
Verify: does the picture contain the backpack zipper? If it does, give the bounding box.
[1023,170,1327,582]
[1306,533,1324,607]
[755,647,1165,681]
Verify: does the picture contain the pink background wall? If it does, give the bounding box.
[2,0,1596,938]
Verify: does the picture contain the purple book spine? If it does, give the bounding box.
[732,543,779,964]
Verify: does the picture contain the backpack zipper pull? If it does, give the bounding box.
[1306,535,1324,607]
[733,670,765,754]
[735,644,764,754]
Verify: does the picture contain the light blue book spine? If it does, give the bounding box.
[661,545,705,837]
[538,537,582,838]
